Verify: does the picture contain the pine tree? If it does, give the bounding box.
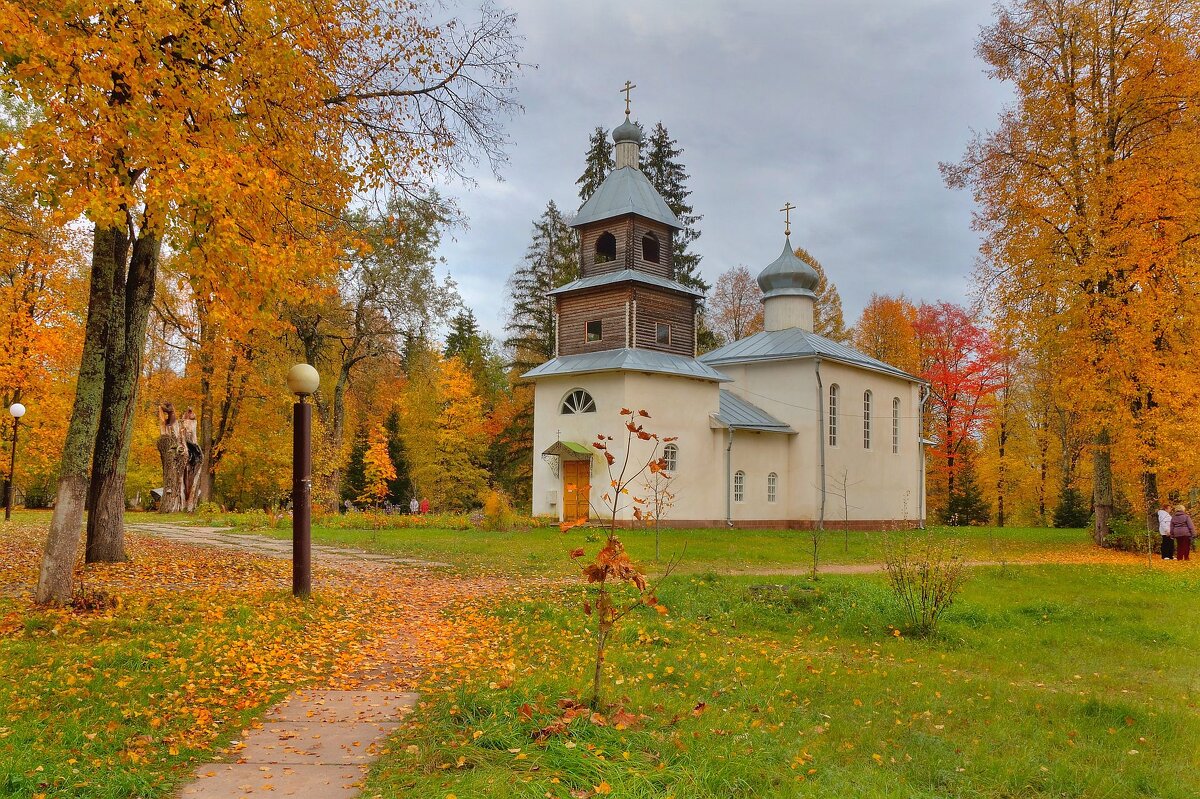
[643,122,707,293]
[794,244,851,343]
[576,126,613,202]
[503,200,579,373]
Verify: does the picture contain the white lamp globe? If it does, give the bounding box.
[9,403,25,419]
[286,364,320,397]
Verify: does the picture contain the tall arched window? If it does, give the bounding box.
[595,231,616,263]
[734,470,745,503]
[662,443,678,472]
[560,388,596,414]
[828,384,839,446]
[767,472,777,503]
[863,390,873,449]
[642,232,660,264]
[892,397,900,454]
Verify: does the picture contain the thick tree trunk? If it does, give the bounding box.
[156,432,186,513]
[1092,428,1114,546]
[86,231,161,562]
[35,226,126,604]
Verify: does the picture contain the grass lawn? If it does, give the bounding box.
[366,563,1200,798]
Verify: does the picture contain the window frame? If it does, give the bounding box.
[734,470,745,503]
[642,232,660,264]
[767,472,777,503]
[828,384,839,446]
[863,390,872,449]
[892,397,900,454]
[656,322,671,346]
[662,442,678,472]
[585,319,602,342]
[560,388,597,415]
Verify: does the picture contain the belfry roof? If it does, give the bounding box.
[548,269,704,298]
[523,348,731,383]
[700,328,920,382]
[572,167,682,230]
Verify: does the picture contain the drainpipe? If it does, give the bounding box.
[917,384,930,529]
[815,358,826,532]
[725,423,735,527]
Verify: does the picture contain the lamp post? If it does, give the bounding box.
[4,403,25,521]
[287,365,319,597]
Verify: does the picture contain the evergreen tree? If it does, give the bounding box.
[1052,484,1091,528]
[941,458,991,526]
[794,244,851,343]
[341,426,368,506]
[576,126,613,202]
[503,200,579,373]
[383,409,413,505]
[643,122,707,293]
[445,308,486,377]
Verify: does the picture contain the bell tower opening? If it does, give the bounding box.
[595,231,617,264]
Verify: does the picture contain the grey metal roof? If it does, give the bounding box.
[700,328,920,382]
[758,236,818,299]
[714,390,795,433]
[548,269,704,298]
[572,167,682,230]
[523,348,731,382]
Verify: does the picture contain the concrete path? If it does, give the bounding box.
[127,524,440,799]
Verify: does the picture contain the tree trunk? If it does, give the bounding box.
[86,231,161,563]
[35,225,126,604]
[1092,428,1113,546]
[156,430,186,513]
[1141,470,1158,534]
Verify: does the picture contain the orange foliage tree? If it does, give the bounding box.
[853,293,920,375]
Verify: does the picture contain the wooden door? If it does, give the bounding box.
[562,461,591,523]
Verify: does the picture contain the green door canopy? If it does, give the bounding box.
[543,441,594,461]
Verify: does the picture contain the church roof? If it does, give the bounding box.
[548,269,704,298]
[572,167,682,230]
[700,328,920,382]
[523,348,731,383]
[757,236,819,299]
[714,390,795,433]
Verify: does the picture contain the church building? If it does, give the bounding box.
[525,103,926,529]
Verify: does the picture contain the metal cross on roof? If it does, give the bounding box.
[620,80,637,116]
[779,202,796,237]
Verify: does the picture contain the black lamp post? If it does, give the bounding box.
[4,403,24,522]
[287,364,319,597]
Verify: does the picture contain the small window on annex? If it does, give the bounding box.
[586,320,602,342]
[595,232,617,263]
[642,232,660,264]
[662,443,678,472]
[734,470,745,503]
[656,322,671,345]
[892,397,900,454]
[863,390,873,449]
[828,384,839,446]
[767,472,777,503]
[560,388,597,415]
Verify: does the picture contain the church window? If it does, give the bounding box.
[595,231,617,263]
[656,323,671,345]
[663,443,678,472]
[863,391,872,449]
[892,397,900,454]
[642,232,660,264]
[586,320,602,342]
[828,385,839,446]
[767,472,777,503]
[734,470,745,503]
[560,388,596,415]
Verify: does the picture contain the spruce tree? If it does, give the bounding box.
[794,244,851,343]
[503,200,579,373]
[445,308,486,376]
[643,122,707,293]
[576,126,613,202]
[383,409,413,505]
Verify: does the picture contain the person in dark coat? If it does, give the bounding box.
[1169,504,1196,561]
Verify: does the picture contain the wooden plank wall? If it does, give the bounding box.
[632,287,695,357]
[557,287,631,356]
[578,215,674,280]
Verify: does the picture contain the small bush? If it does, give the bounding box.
[195,501,223,524]
[1053,486,1091,528]
[481,488,515,532]
[882,529,968,636]
[1104,516,1153,553]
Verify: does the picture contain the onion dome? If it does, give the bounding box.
[757,236,819,298]
[612,116,643,145]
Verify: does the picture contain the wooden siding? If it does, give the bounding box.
[629,218,674,279]
[578,215,673,280]
[557,287,631,356]
[631,286,695,357]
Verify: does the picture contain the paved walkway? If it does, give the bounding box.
[128,524,442,799]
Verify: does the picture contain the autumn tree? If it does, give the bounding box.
[854,294,920,374]
[945,0,1200,543]
[794,244,850,342]
[708,265,764,344]
[359,425,398,509]
[8,0,522,604]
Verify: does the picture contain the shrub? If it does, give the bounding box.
[1104,515,1153,553]
[882,529,968,636]
[195,502,223,524]
[481,488,515,532]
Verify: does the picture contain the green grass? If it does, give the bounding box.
[365,564,1200,798]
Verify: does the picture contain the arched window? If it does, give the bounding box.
[595,231,616,263]
[734,470,745,503]
[828,384,839,446]
[560,388,596,414]
[863,390,872,449]
[662,443,678,472]
[767,472,777,503]
[642,232,660,264]
[892,397,900,454]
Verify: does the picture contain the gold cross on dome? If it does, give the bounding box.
[780,202,796,237]
[620,80,637,116]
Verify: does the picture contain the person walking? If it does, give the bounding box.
[419,497,430,515]
[1169,504,1196,561]
[409,497,419,515]
[1159,501,1175,559]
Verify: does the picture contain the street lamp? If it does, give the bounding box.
[287,364,319,598]
[4,403,25,521]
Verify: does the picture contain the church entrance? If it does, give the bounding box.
[562,460,591,523]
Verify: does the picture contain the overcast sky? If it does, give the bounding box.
[431,0,1013,340]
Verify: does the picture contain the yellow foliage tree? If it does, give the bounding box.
[359,425,398,509]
